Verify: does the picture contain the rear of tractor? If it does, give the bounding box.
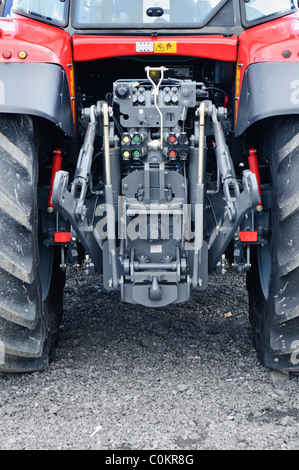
[0,0,299,373]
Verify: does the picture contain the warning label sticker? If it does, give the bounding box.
[136,41,177,54]
[154,41,177,53]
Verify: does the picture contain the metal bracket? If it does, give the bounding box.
[208,169,259,272]
[72,105,97,221]
[52,101,116,277]
[52,170,102,272]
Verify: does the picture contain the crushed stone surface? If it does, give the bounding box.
[1,270,299,450]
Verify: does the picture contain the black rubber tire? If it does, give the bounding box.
[247,116,299,372]
[0,115,64,373]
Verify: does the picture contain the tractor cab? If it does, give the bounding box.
[10,0,297,32]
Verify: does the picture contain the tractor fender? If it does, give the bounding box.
[235,61,299,137]
[0,62,75,136]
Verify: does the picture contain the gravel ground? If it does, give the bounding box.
[1,269,299,451]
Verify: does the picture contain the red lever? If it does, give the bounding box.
[47,149,62,213]
[248,148,263,210]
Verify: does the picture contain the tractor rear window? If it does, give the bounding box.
[73,0,228,29]
[12,0,68,26]
[243,0,296,25]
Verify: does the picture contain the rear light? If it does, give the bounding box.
[282,49,292,59]
[239,231,258,243]
[54,232,72,243]
[18,50,28,60]
[2,50,12,59]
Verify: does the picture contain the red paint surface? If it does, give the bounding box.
[72,34,238,62]
[0,16,75,114]
[235,13,299,122]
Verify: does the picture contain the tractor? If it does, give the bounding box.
[0,0,299,373]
